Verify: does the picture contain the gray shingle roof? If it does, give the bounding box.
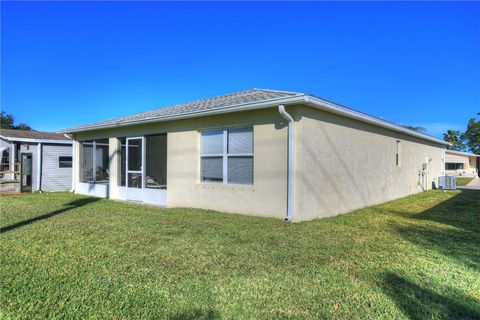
[0,128,70,141]
[64,89,301,132]
[59,88,449,147]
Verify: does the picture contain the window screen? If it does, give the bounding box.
[445,163,464,170]
[79,140,109,184]
[201,156,223,182]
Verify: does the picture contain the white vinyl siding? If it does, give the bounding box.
[41,144,72,191]
[200,127,253,185]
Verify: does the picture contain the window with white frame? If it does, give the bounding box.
[445,163,464,170]
[58,156,72,168]
[200,127,253,185]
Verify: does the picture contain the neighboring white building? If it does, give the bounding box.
[444,150,479,177]
[0,129,72,192]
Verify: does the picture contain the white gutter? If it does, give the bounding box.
[0,135,72,145]
[278,105,294,222]
[36,143,42,192]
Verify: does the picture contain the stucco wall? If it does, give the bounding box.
[74,108,291,218]
[295,106,444,221]
[73,104,446,221]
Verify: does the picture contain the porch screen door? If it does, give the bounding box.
[126,137,144,201]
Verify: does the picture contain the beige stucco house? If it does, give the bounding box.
[61,89,450,222]
[444,150,479,177]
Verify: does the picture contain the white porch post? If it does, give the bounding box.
[9,142,16,180]
[36,143,42,191]
[108,137,120,199]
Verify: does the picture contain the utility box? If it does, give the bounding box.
[439,176,456,190]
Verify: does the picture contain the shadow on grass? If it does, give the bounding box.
[0,197,100,233]
[389,190,480,269]
[381,190,480,319]
[408,190,479,233]
[382,272,480,320]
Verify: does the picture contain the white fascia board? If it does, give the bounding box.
[445,150,479,157]
[0,135,72,145]
[58,95,306,133]
[303,96,451,147]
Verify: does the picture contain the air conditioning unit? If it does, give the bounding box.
[438,176,456,190]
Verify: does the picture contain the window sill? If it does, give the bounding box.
[196,182,254,191]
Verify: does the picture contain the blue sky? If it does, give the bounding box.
[1,1,479,137]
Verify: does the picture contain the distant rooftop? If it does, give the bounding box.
[0,128,70,141]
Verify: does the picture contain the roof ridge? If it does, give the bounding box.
[251,88,303,96]
[90,88,287,125]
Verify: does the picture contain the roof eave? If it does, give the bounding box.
[445,150,479,157]
[58,94,306,133]
[60,93,450,147]
[303,95,451,147]
[0,135,72,144]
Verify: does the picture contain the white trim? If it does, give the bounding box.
[76,182,108,198]
[71,141,76,192]
[126,137,144,201]
[222,130,228,184]
[57,155,73,168]
[0,135,71,144]
[9,143,15,173]
[59,93,450,147]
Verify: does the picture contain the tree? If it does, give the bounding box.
[443,130,466,151]
[0,111,15,129]
[402,125,426,133]
[15,123,33,131]
[463,113,480,155]
[0,111,33,130]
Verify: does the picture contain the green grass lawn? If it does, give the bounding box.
[456,177,474,186]
[1,191,479,319]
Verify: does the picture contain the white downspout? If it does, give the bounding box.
[36,142,42,192]
[278,105,294,222]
